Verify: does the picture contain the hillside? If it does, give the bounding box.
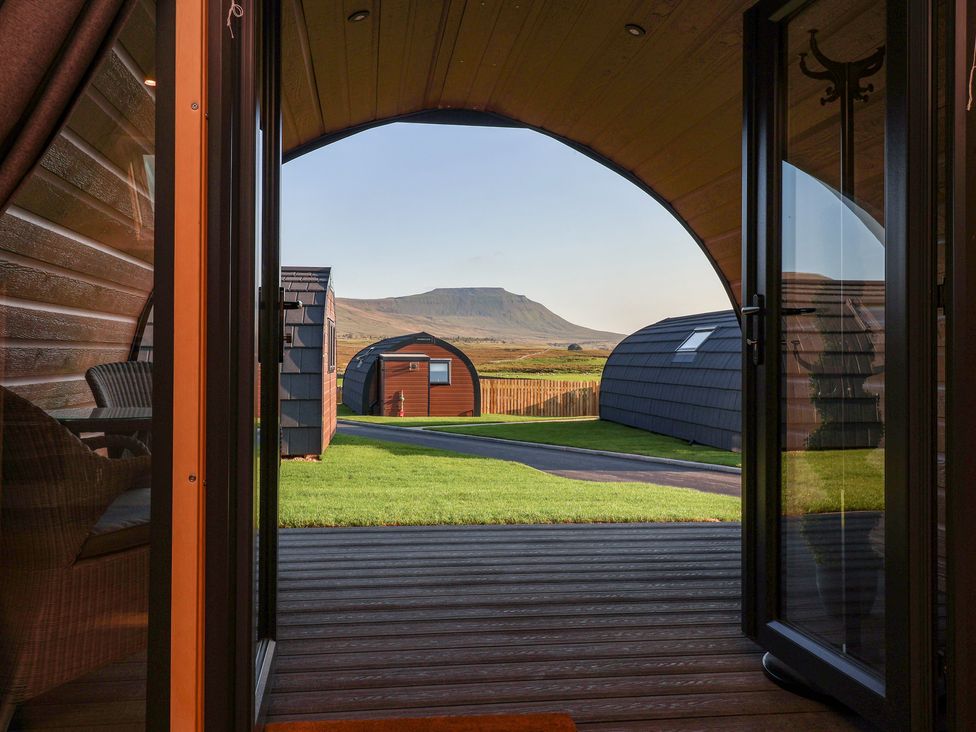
[335,288,623,347]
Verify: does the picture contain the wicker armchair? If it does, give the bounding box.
[85,361,153,452]
[0,387,152,730]
[85,361,152,408]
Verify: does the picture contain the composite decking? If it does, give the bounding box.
[14,523,872,730]
[266,523,870,730]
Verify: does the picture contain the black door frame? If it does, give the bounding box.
[256,0,283,718]
[146,1,176,728]
[947,0,976,728]
[204,0,281,728]
[742,0,939,726]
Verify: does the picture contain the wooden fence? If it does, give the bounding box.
[337,379,601,417]
[479,378,600,417]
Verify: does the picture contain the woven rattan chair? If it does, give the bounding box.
[0,387,152,730]
[85,361,152,408]
[85,361,153,453]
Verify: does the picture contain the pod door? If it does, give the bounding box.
[742,0,938,726]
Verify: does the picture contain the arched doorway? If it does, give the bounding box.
[250,11,792,728]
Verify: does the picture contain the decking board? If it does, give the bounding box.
[14,523,873,731]
[267,524,871,731]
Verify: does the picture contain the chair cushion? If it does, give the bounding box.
[78,487,150,559]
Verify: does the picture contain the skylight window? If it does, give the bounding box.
[675,328,715,353]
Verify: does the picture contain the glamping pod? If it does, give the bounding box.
[342,333,480,417]
[0,0,970,728]
[600,311,742,451]
[602,286,885,454]
[280,267,337,456]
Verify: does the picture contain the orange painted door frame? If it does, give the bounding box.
[172,0,207,728]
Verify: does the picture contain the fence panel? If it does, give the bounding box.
[479,378,600,417]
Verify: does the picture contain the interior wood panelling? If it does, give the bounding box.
[4,378,97,409]
[0,207,153,289]
[282,0,757,306]
[16,167,153,262]
[0,256,146,314]
[1,345,131,379]
[0,13,155,410]
[0,303,136,343]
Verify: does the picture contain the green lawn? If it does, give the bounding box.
[279,434,740,527]
[782,448,885,515]
[432,419,742,468]
[336,403,587,428]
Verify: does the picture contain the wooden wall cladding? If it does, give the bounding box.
[380,358,430,417]
[280,0,758,304]
[0,0,155,409]
[414,343,477,417]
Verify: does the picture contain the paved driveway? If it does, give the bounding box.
[337,422,741,497]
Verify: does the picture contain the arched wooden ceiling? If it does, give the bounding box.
[281,0,754,307]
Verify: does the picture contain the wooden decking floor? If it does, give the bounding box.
[266,523,871,731]
[14,523,873,731]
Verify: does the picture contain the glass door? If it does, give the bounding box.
[204,1,282,726]
[743,0,937,726]
[252,0,282,717]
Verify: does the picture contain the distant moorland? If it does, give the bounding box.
[336,287,623,347]
[337,340,611,381]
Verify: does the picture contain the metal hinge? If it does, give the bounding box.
[936,278,947,312]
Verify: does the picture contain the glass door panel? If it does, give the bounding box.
[0,2,162,727]
[252,0,281,716]
[779,0,887,674]
[739,0,937,725]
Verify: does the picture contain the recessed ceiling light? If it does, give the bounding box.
[144,79,157,87]
[625,23,645,37]
[347,9,370,22]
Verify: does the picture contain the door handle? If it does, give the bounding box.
[742,295,764,366]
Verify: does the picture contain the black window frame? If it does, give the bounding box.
[429,358,451,385]
[327,318,336,373]
[675,327,716,353]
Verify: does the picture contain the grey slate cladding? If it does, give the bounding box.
[600,310,741,451]
[280,266,331,456]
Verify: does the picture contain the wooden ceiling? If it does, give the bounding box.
[281,0,754,306]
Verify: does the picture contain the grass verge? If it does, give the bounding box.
[431,419,742,468]
[279,434,740,527]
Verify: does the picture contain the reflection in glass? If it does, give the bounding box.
[0,2,156,727]
[254,55,265,677]
[779,0,887,676]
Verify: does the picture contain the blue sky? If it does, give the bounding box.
[281,122,731,335]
